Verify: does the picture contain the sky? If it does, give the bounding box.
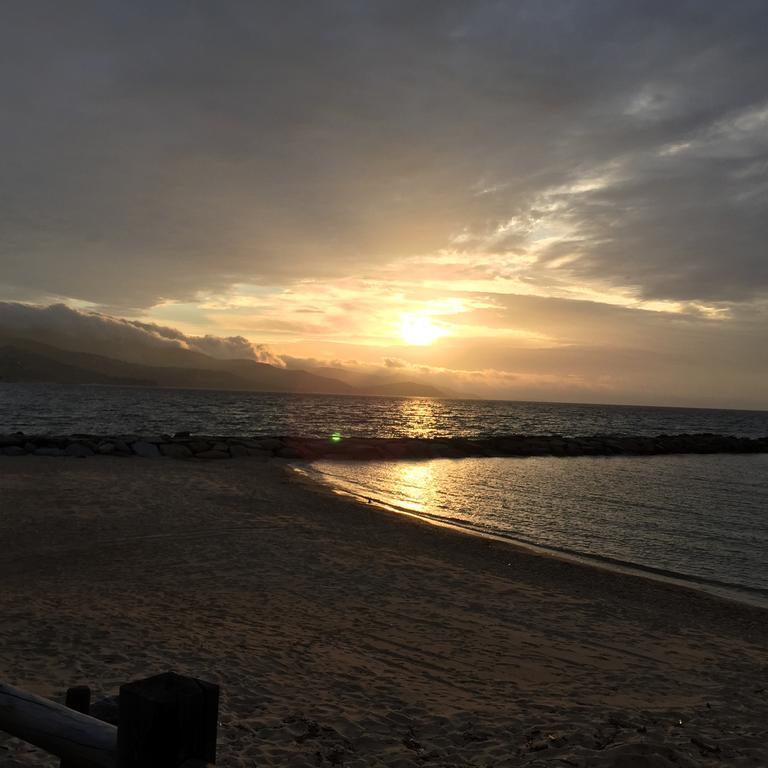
[1,1,767,408]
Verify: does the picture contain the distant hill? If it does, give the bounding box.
[0,345,155,386]
[364,380,447,398]
[0,338,450,398]
[0,339,356,394]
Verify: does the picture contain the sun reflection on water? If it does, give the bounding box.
[397,398,440,438]
[391,463,434,513]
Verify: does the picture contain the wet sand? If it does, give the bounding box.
[0,456,766,767]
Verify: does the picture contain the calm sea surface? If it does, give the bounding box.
[304,454,768,605]
[2,383,767,604]
[1,383,767,438]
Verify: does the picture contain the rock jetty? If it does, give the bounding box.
[1,432,767,461]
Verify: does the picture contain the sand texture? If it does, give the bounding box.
[0,456,766,767]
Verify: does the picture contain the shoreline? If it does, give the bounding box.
[293,463,768,613]
[1,456,767,766]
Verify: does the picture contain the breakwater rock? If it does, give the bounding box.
[1,432,767,461]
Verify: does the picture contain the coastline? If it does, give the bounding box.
[294,462,768,611]
[1,456,766,766]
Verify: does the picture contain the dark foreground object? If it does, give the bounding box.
[1,431,767,461]
[0,672,218,768]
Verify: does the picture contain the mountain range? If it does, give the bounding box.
[0,336,449,398]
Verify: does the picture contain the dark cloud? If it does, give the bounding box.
[1,1,767,307]
[0,302,285,365]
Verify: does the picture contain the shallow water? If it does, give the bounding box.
[305,454,768,603]
[1,383,767,438]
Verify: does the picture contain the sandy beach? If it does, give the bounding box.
[0,456,766,767]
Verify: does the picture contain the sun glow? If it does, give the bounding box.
[400,313,445,346]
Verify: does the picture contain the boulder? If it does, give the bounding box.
[229,444,272,459]
[160,443,193,459]
[276,446,305,459]
[248,448,272,460]
[131,441,160,458]
[33,447,64,457]
[65,443,94,458]
[111,439,132,455]
[195,449,230,459]
[251,438,285,452]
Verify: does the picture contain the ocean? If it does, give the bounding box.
[2,383,768,437]
[2,383,767,604]
[302,454,768,606]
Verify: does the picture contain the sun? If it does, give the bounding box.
[400,313,445,346]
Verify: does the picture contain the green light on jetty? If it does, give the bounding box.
[330,432,342,443]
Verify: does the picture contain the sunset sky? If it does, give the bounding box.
[1,1,768,407]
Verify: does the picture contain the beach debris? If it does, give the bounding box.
[528,739,550,752]
[402,734,422,750]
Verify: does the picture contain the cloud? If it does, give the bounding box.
[1,2,767,308]
[0,302,285,365]
[127,319,284,364]
[277,289,768,408]
[2,300,767,407]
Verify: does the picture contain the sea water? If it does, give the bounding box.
[1,383,767,438]
[2,383,766,603]
[304,453,768,604]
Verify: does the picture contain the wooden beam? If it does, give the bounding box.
[117,672,219,767]
[0,682,116,768]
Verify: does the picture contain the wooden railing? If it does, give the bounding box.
[0,672,218,767]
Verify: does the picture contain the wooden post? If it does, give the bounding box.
[117,672,219,767]
[62,686,92,768]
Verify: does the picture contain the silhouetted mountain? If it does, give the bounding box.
[0,339,355,394]
[0,338,450,397]
[0,346,154,386]
[364,381,447,398]
[308,366,463,398]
